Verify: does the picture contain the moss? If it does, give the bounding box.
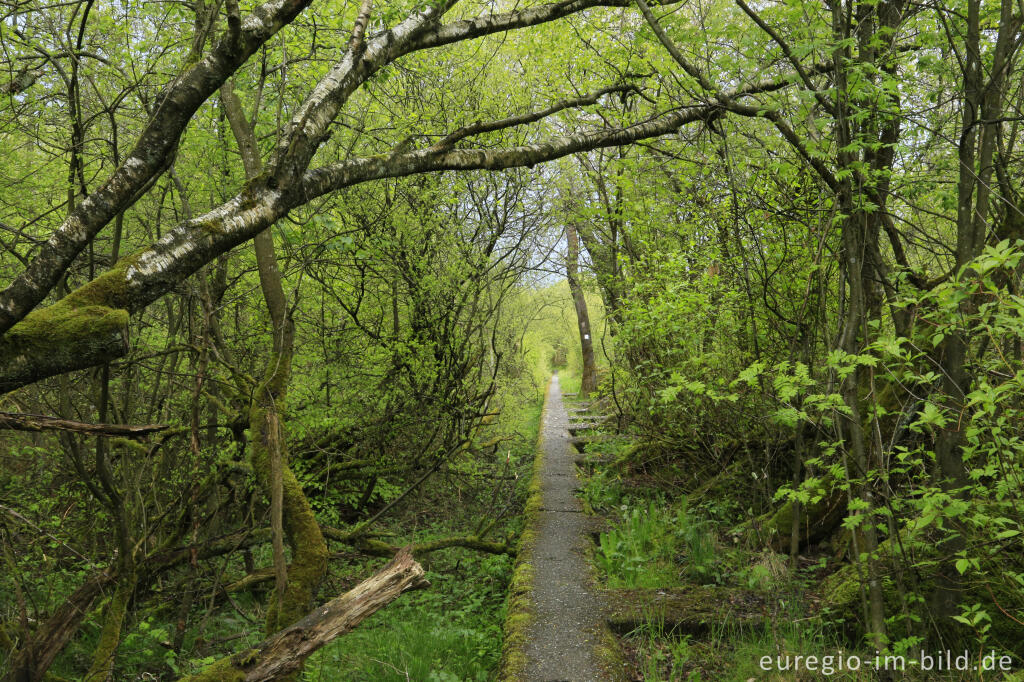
[247,339,328,641]
[496,376,552,682]
[176,644,263,681]
[821,528,931,618]
[249,399,328,633]
[595,622,630,681]
[739,488,846,552]
[0,620,16,654]
[497,557,535,682]
[690,460,757,505]
[195,216,226,234]
[603,586,766,637]
[820,533,1024,658]
[240,170,273,198]
[108,437,152,455]
[0,252,146,390]
[820,562,865,614]
[275,464,328,627]
[354,535,511,558]
[497,611,532,681]
[83,574,135,682]
[509,556,535,592]
[64,250,143,309]
[5,303,128,361]
[177,654,249,682]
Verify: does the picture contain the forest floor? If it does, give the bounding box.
[521,373,613,682]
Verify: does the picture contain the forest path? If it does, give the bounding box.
[523,373,610,682]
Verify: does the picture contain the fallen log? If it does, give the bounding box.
[757,490,847,552]
[603,586,767,637]
[179,547,429,682]
[0,411,168,439]
[353,535,512,558]
[8,525,451,681]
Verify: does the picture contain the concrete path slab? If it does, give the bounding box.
[523,373,609,682]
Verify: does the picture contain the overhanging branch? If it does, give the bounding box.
[0,64,826,394]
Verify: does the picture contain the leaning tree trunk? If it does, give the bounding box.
[221,83,328,640]
[3,566,116,682]
[566,222,597,397]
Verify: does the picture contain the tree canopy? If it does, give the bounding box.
[2,0,1024,677]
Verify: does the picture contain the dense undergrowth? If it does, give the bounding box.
[40,396,543,681]
[300,399,547,682]
[562,218,1024,679]
[580,422,1024,681]
[303,552,512,682]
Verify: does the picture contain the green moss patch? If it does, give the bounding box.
[496,376,551,682]
[603,586,767,638]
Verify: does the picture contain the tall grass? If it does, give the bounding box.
[713,614,853,682]
[557,368,582,396]
[627,607,700,682]
[594,498,717,588]
[303,559,507,682]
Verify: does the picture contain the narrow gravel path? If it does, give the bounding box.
[524,373,608,682]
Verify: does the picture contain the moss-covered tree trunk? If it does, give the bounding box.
[248,385,329,632]
[83,572,136,682]
[222,82,328,641]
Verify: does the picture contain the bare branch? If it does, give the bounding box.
[348,0,374,57]
[0,412,169,438]
[0,67,43,96]
[634,0,715,92]
[734,0,835,114]
[428,84,639,152]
